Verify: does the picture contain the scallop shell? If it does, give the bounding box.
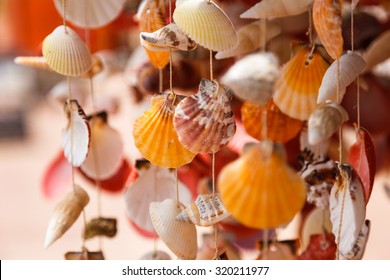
[14,56,52,72]
[241,100,303,143]
[308,101,349,146]
[80,112,123,180]
[221,52,279,104]
[363,30,390,71]
[140,250,171,260]
[313,0,343,60]
[125,160,192,233]
[173,0,238,51]
[140,22,198,52]
[44,185,90,248]
[173,79,236,154]
[273,47,330,121]
[218,142,306,229]
[61,100,90,167]
[83,217,117,240]
[330,164,366,257]
[340,219,370,260]
[215,21,281,59]
[240,0,314,19]
[177,193,230,226]
[301,208,333,251]
[42,25,92,77]
[54,0,126,29]
[318,51,367,104]
[133,93,196,168]
[150,199,198,259]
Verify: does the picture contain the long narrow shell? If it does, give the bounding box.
[330,164,366,257]
[241,0,314,19]
[308,101,349,145]
[81,112,123,180]
[174,79,236,154]
[340,219,371,260]
[54,0,126,29]
[363,30,390,71]
[42,25,92,77]
[173,0,238,51]
[313,0,343,60]
[318,51,366,103]
[140,22,197,52]
[273,47,330,120]
[218,142,306,229]
[44,185,89,248]
[150,199,198,259]
[14,56,52,72]
[61,100,90,167]
[215,21,281,59]
[133,93,196,168]
[221,53,280,104]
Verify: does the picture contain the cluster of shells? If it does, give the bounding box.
[14,0,390,260]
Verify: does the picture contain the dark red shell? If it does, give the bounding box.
[298,233,336,260]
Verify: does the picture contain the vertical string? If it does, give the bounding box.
[159,68,163,93]
[209,50,214,81]
[308,6,313,47]
[262,229,269,260]
[62,0,68,32]
[261,18,267,53]
[175,168,179,207]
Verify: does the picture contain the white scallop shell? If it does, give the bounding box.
[42,25,92,77]
[80,113,123,180]
[61,100,90,167]
[241,0,314,19]
[215,21,281,59]
[150,199,198,259]
[173,0,238,51]
[317,51,366,104]
[363,30,390,71]
[54,0,126,29]
[221,52,279,104]
[140,250,171,260]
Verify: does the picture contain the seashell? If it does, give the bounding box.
[81,56,105,79]
[42,25,92,77]
[363,30,390,71]
[213,252,229,260]
[218,142,306,229]
[64,247,104,260]
[173,0,238,51]
[220,53,279,104]
[48,79,88,108]
[301,208,333,251]
[298,233,336,260]
[240,0,314,19]
[125,160,192,233]
[273,47,330,121]
[44,185,90,248]
[80,112,123,180]
[61,99,90,167]
[140,22,198,52]
[241,100,303,143]
[133,93,196,168]
[318,51,367,104]
[140,250,171,260]
[173,79,236,154]
[83,217,117,240]
[313,0,343,60]
[14,56,52,72]
[197,232,240,260]
[150,199,198,259]
[256,240,298,260]
[308,101,349,146]
[54,0,126,29]
[348,126,376,204]
[340,219,371,260]
[177,193,230,226]
[215,21,281,59]
[227,118,258,155]
[330,164,366,257]
[351,0,360,8]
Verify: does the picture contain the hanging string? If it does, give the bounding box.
[62,0,68,32]
[336,171,348,260]
[175,168,179,207]
[308,6,313,47]
[209,50,214,81]
[261,18,267,53]
[262,229,269,260]
[159,68,163,93]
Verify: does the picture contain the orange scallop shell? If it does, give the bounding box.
[273,47,330,121]
[218,142,306,229]
[241,100,303,143]
[133,93,196,168]
[313,0,343,60]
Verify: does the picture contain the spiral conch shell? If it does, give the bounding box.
[44,185,90,248]
[177,194,230,227]
[134,93,196,168]
[140,22,198,52]
[173,79,236,154]
[42,25,92,77]
[218,142,306,229]
[173,0,238,51]
[308,101,348,145]
[241,0,314,19]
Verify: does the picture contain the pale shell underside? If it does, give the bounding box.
[241,0,314,19]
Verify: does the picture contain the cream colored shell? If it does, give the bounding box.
[241,0,314,19]
[14,56,52,71]
[363,30,390,71]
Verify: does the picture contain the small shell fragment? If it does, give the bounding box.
[83,217,117,240]
[64,247,104,260]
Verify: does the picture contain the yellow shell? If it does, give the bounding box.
[218,142,306,229]
[313,0,343,60]
[133,93,196,168]
[173,0,238,51]
[273,47,330,121]
[42,25,92,77]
